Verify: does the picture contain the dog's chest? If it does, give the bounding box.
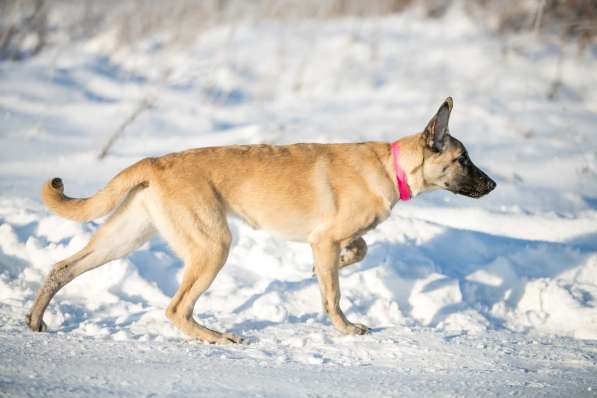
[362,199,393,234]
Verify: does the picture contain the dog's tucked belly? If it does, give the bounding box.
[227,201,321,242]
[226,191,393,243]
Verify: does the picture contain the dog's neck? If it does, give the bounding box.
[390,142,412,201]
[387,134,426,199]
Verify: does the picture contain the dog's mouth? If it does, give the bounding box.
[456,179,496,198]
[459,190,486,198]
[454,177,496,198]
[450,163,497,199]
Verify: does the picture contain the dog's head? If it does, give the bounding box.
[419,97,496,198]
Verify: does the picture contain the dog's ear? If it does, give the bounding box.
[423,97,453,152]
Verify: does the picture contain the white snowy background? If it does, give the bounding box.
[1,1,596,396]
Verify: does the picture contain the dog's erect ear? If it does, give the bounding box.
[424,97,453,152]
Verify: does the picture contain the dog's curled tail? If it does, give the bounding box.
[42,158,154,222]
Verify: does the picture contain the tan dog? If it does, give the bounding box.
[26,97,495,343]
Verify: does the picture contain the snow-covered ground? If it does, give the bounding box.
[1,4,597,396]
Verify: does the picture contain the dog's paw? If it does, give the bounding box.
[25,313,48,332]
[212,332,247,345]
[343,322,369,335]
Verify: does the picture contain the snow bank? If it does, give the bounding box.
[1,198,596,342]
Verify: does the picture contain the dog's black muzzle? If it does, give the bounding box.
[456,166,496,198]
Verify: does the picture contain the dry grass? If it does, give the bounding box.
[0,0,595,60]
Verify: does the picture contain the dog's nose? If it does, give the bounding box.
[487,179,496,192]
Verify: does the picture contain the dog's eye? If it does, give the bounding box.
[457,154,468,166]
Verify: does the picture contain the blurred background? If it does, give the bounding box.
[1,0,596,60]
[1,0,595,207]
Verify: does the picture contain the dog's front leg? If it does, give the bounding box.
[311,239,369,335]
[311,237,368,275]
[338,237,367,269]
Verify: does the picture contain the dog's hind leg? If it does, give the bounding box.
[148,190,240,344]
[26,187,155,332]
[164,235,239,344]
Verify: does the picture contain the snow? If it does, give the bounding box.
[1,329,596,397]
[1,4,597,396]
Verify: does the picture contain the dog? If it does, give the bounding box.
[26,97,495,343]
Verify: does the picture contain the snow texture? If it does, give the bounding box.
[1,4,596,397]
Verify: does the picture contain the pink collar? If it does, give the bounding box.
[390,142,412,201]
